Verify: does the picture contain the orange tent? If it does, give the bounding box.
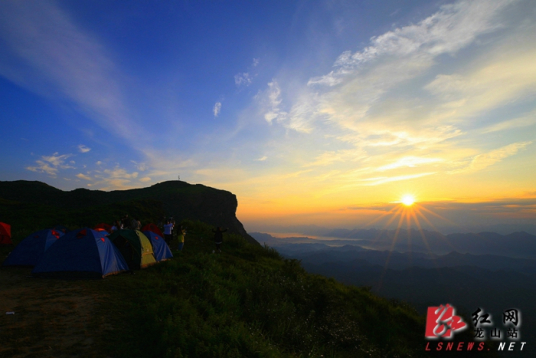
[0,222,12,245]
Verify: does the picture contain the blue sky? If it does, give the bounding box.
[1,0,535,232]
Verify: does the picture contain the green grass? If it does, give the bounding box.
[1,220,500,358]
[91,220,425,358]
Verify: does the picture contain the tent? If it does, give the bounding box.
[0,222,11,245]
[94,223,112,233]
[143,230,173,262]
[3,229,63,266]
[141,223,164,238]
[32,228,129,278]
[108,229,156,269]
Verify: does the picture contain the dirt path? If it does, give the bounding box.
[0,267,109,358]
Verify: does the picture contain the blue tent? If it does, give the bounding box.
[143,230,173,262]
[32,228,129,278]
[3,229,64,266]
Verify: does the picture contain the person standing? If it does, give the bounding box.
[163,219,174,247]
[133,217,141,230]
[122,214,130,230]
[111,220,121,232]
[212,227,227,253]
[176,225,186,251]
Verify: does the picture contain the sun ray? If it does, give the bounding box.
[408,208,434,255]
[377,209,407,291]
[364,204,402,228]
[367,199,466,277]
[417,205,457,226]
[369,206,405,247]
[365,194,476,289]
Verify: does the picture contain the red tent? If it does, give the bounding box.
[0,222,12,245]
[94,223,112,233]
[141,223,164,238]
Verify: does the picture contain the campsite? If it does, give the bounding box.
[0,219,452,358]
[1,220,500,358]
[0,220,239,357]
[0,181,500,357]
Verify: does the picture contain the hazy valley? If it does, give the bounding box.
[252,230,536,356]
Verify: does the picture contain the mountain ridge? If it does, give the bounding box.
[0,180,258,245]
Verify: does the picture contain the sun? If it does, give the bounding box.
[401,194,416,206]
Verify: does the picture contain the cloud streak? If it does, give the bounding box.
[0,1,143,141]
[450,141,532,174]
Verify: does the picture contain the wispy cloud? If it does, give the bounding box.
[482,109,536,133]
[450,141,532,174]
[256,80,289,126]
[78,145,91,153]
[424,50,536,120]
[139,148,196,181]
[0,1,144,141]
[26,152,74,177]
[235,72,252,86]
[76,173,92,181]
[86,166,142,190]
[376,157,443,172]
[306,148,367,167]
[308,0,513,88]
[360,172,437,186]
[297,0,515,134]
[131,161,148,171]
[213,101,222,117]
[26,161,59,176]
[234,59,260,89]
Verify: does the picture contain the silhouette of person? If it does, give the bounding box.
[176,225,186,251]
[163,219,174,247]
[212,227,227,253]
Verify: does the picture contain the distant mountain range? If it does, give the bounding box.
[253,229,536,258]
[251,231,536,356]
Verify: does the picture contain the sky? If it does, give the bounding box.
[0,0,535,234]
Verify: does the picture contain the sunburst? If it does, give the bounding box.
[401,194,415,206]
[365,194,459,290]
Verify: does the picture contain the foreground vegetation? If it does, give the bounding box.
[1,221,499,358]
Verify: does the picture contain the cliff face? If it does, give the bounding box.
[0,180,258,245]
[140,181,256,245]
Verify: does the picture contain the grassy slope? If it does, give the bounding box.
[1,221,499,358]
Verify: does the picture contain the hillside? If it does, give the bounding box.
[0,221,500,358]
[258,235,534,357]
[0,180,257,245]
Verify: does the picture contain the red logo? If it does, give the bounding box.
[425,304,467,339]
